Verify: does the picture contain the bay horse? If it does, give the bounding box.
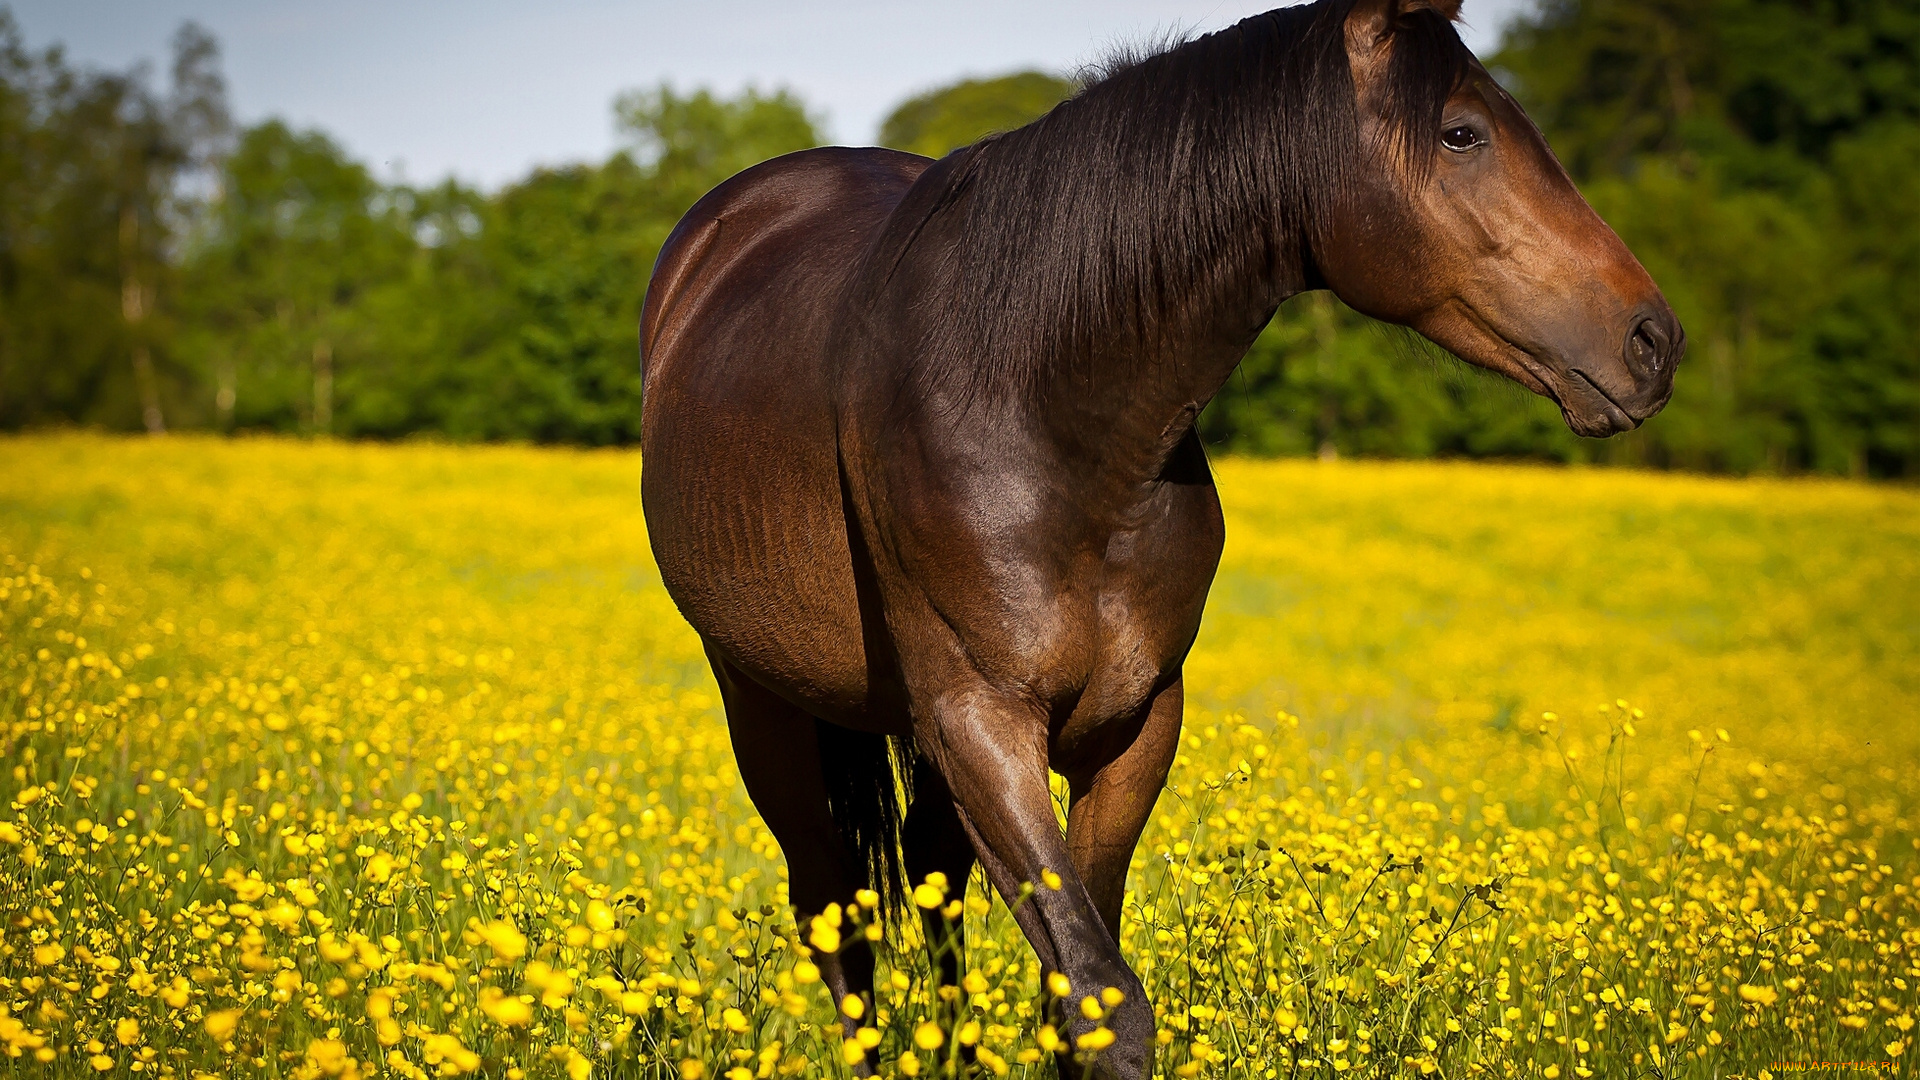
[639,0,1681,1075]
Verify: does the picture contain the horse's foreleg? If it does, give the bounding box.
[917,688,1154,1080]
[709,649,875,1057]
[1063,676,1182,940]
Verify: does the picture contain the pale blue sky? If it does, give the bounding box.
[9,0,1537,190]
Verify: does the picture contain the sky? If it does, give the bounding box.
[10,0,1538,191]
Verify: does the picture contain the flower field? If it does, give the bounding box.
[2,433,1917,1079]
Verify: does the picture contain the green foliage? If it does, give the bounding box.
[1495,0,1920,183]
[177,120,412,433]
[1481,0,1920,475]
[1202,0,1920,476]
[878,70,1076,158]
[1,6,1915,476]
[171,84,815,443]
[0,12,201,432]
[423,87,820,444]
[617,84,821,195]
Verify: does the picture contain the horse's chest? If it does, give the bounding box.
[1057,486,1224,733]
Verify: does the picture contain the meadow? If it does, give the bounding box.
[1,433,1916,1079]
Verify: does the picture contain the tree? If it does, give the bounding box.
[1490,0,1920,475]
[429,86,820,443]
[5,8,1912,476]
[1495,0,1920,185]
[0,12,199,432]
[615,84,820,206]
[878,71,1076,158]
[176,121,414,434]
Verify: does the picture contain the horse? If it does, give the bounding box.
[638,0,1681,1074]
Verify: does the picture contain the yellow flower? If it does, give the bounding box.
[585,899,616,932]
[160,977,191,1009]
[477,919,528,961]
[807,918,840,954]
[1076,1028,1116,1051]
[481,988,532,1027]
[363,851,394,884]
[9,442,1917,1080]
[306,1039,354,1076]
[525,961,573,1006]
[422,1033,479,1074]
[226,874,267,903]
[203,1010,241,1041]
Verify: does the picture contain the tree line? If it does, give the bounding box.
[2,2,1915,475]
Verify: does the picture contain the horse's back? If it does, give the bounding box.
[640,146,928,726]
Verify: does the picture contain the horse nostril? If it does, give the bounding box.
[1627,317,1669,376]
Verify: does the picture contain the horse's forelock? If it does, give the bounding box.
[1374,3,1476,181]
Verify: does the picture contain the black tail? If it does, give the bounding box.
[815,720,916,920]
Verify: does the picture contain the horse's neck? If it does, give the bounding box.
[933,10,1333,486]
[1032,247,1304,490]
[1020,119,1318,484]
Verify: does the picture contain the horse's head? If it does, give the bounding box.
[1314,0,1682,437]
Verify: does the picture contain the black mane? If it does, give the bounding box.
[908,0,1472,398]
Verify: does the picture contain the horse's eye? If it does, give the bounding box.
[1442,125,1482,152]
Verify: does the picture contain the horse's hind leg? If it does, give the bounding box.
[902,756,978,990]
[708,649,874,1039]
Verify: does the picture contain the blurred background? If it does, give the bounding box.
[1,0,1915,476]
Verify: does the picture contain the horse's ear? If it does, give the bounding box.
[1349,0,1464,39]
[1404,0,1464,21]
